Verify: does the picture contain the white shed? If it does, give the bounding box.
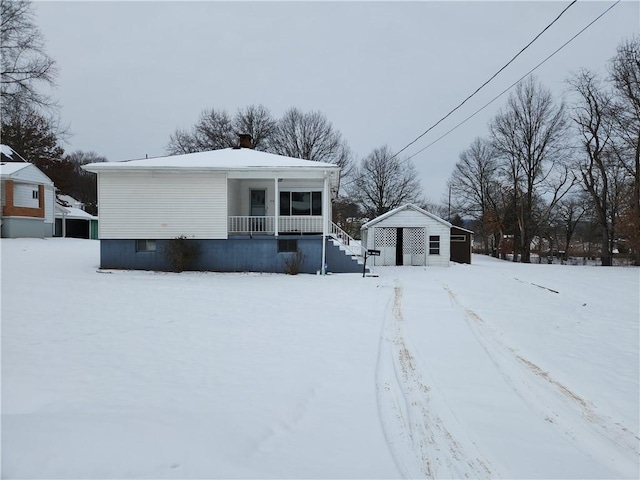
[361,204,451,267]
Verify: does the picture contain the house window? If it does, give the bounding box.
[451,235,466,242]
[429,235,440,255]
[136,239,157,252]
[279,191,322,216]
[278,239,298,253]
[32,190,39,199]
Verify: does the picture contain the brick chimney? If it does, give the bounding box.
[238,134,253,149]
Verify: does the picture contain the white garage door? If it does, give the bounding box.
[404,227,426,266]
[374,227,397,266]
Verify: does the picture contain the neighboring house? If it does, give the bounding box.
[1,145,55,238]
[450,225,474,264]
[83,146,364,273]
[55,195,98,239]
[360,204,452,267]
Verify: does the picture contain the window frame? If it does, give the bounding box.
[279,190,322,216]
[277,239,298,253]
[451,234,466,242]
[136,239,157,253]
[429,235,440,255]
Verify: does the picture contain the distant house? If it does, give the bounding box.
[55,195,98,239]
[83,145,364,273]
[1,145,55,238]
[360,204,452,267]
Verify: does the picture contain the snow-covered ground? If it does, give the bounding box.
[2,238,638,479]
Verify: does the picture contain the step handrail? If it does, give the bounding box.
[329,222,365,258]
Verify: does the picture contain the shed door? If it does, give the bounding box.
[374,227,397,266]
[404,227,426,266]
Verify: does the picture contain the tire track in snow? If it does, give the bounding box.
[375,280,495,479]
[441,283,640,477]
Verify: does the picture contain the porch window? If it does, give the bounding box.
[279,191,322,216]
[429,235,440,255]
[136,239,157,252]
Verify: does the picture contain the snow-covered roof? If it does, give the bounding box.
[0,144,28,163]
[82,148,341,172]
[361,203,452,229]
[55,204,97,220]
[0,161,54,186]
[57,194,85,209]
[451,225,474,235]
[0,162,30,176]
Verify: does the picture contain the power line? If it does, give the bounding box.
[391,0,578,160]
[404,0,621,162]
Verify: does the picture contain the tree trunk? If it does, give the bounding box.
[601,229,612,266]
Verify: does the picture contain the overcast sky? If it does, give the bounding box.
[36,0,639,203]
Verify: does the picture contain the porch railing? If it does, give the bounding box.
[228,216,323,235]
[330,222,365,258]
[228,216,364,259]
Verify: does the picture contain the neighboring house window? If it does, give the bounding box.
[451,235,466,242]
[32,190,39,199]
[279,191,322,216]
[136,239,156,252]
[277,239,298,253]
[429,235,440,255]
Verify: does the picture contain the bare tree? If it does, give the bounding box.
[548,194,587,262]
[609,35,640,265]
[568,69,620,265]
[490,76,572,263]
[0,0,57,113]
[448,137,500,254]
[166,104,277,154]
[350,145,423,218]
[270,107,353,181]
[232,105,277,151]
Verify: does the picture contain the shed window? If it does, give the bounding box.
[278,239,298,253]
[32,190,39,199]
[451,235,466,242]
[279,191,322,216]
[136,239,156,252]
[429,235,440,255]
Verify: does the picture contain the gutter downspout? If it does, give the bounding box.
[321,171,328,275]
[274,177,279,237]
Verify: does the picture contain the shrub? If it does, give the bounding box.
[282,249,305,275]
[164,236,200,272]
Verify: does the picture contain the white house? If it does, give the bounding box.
[83,146,364,273]
[1,145,55,238]
[55,195,98,239]
[361,204,451,267]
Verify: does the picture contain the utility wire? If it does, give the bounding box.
[404,0,621,161]
[391,0,578,160]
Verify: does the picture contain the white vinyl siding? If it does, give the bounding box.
[11,165,53,185]
[13,183,39,208]
[424,222,450,267]
[98,171,227,239]
[44,187,54,223]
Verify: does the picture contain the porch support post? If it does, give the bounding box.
[274,177,279,237]
[321,171,329,275]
